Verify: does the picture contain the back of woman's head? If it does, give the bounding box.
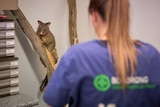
[89,0,138,89]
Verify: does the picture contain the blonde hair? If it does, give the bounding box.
[89,0,138,88]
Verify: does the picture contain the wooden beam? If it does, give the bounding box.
[67,0,79,45]
[10,8,55,90]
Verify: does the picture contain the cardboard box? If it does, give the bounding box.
[0,0,18,10]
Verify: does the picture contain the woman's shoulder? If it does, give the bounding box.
[62,39,104,59]
[68,39,101,52]
[137,40,160,58]
[138,41,159,51]
[72,39,99,47]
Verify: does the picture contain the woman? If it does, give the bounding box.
[43,0,160,107]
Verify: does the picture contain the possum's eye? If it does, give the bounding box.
[44,29,48,33]
[44,29,47,32]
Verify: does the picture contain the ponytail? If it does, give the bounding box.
[106,0,137,88]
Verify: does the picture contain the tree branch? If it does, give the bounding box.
[10,8,54,77]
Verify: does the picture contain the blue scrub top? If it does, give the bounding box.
[43,40,160,107]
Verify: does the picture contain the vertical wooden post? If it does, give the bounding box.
[67,0,79,45]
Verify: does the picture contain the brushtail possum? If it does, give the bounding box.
[36,20,58,64]
[36,20,58,91]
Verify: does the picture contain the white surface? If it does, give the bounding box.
[130,0,160,50]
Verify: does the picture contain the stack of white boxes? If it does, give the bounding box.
[0,18,19,97]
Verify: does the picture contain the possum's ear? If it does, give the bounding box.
[38,20,42,25]
[46,22,51,27]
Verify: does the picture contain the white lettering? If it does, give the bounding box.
[111,77,120,84]
[112,76,149,85]
[98,103,105,107]
[98,103,116,107]
[107,104,116,107]
[144,76,149,83]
